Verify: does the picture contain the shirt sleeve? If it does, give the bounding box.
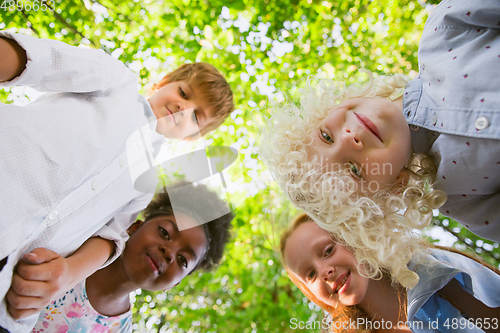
[92,191,155,267]
[427,0,500,30]
[0,31,137,94]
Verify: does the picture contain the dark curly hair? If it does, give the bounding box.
[141,181,234,272]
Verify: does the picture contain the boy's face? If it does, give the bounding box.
[148,80,214,139]
[309,97,412,193]
[122,213,207,291]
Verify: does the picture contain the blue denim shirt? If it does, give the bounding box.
[407,249,500,333]
[403,0,500,242]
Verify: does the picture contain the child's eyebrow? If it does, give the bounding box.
[165,218,179,235]
[183,82,194,96]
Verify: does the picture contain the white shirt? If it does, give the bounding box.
[0,31,164,332]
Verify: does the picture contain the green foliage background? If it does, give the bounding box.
[2,0,498,332]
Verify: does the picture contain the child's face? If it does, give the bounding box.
[284,221,370,308]
[148,81,214,139]
[121,213,207,291]
[309,97,412,193]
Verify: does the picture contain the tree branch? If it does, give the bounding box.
[20,10,40,36]
[51,10,97,47]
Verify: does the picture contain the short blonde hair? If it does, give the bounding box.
[262,71,446,288]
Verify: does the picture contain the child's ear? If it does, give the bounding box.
[127,220,144,236]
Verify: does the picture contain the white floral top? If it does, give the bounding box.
[32,280,132,333]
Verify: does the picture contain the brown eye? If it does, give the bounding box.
[179,87,187,99]
[178,255,188,268]
[159,227,170,240]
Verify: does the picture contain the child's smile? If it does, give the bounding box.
[354,112,383,143]
[145,251,163,276]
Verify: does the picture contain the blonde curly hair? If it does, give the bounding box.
[262,71,446,288]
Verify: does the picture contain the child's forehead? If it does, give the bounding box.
[174,79,194,91]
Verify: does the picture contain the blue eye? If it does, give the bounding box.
[159,227,170,240]
[320,130,334,143]
[349,162,362,179]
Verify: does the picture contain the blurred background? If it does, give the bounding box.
[2,0,499,332]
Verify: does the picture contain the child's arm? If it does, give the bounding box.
[0,37,27,82]
[6,237,114,320]
[438,278,500,333]
[0,31,136,93]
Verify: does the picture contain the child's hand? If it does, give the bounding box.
[6,248,76,320]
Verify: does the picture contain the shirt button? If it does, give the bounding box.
[119,159,126,167]
[91,180,99,190]
[48,211,58,220]
[474,116,489,130]
[431,114,437,126]
[410,125,420,131]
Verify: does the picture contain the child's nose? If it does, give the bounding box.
[320,266,335,282]
[342,128,362,149]
[159,245,173,264]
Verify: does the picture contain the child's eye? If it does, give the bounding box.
[159,227,170,240]
[192,111,198,124]
[320,130,334,143]
[179,87,187,99]
[324,245,334,257]
[349,162,362,179]
[178,255,188,268]
[306,270,316,282]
